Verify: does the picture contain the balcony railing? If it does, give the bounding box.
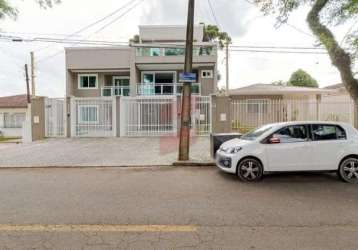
[136,46,217,57]
[102,86,130,97]
[137,83,200,96]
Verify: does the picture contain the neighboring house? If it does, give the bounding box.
[228,84,333,132]
[0,95,28,137]
[65,24,218,98]
[64,24,217,137]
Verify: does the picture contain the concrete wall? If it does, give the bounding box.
[139,25,204,42]
[211,96,232,133]
[66,47,131,70]
[31,97,46,141]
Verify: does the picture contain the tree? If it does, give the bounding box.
[253,0,358,103]
[0,0,60,20]
[202,23,232,49]
[288,69,319,88]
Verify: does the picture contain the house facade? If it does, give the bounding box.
[65,25,218,99]
[0,95,28,137]
[63,25,217,138]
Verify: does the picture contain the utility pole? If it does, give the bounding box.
[225,41,229,95]
[178,0,195,161]
[25,64,31,104]
[30,51,36,97]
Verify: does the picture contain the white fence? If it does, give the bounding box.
[120,96,177,137]
[45,98,65,137]
[71,97,115,137]
[231,99,355,133]
[191,96,211,135]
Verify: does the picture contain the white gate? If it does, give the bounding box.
[71,97,115,137]
[120,96,177,137]
[45,98,65,137]
[191,96,211,135]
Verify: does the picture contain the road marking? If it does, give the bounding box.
[0,224,197,233]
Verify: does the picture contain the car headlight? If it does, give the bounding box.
[221,146,242,154]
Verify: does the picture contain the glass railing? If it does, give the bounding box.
[137,83,200,96]
[102,86,130,97]
[136,46,217,57]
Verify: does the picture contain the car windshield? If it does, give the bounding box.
[241,124,273,141]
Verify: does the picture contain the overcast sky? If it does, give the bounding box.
[0,0,354,97]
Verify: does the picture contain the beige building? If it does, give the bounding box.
[65,24,218,98]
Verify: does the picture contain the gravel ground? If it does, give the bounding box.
[0,137,212,167]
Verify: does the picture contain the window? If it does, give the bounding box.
[78,74,98,89]
[165,48,185,56]
[150,48,161,56]
[247,99,268,114]
[273,125,309,143]
[241,124,274,141]
[311,124,346,141]
[2,113,26,128]
[201,70,213,79]
[78,105,98,123]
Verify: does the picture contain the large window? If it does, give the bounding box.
[311,124,346,141]
[78,74,98,89]
[1,113,26,128]
[78,105,98,124]
[247,99,268,114]
[274,125,309,143]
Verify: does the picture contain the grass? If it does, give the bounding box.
[0,137,20,142]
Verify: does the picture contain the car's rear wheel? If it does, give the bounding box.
[237,158,263,182]
[338,158,358,184]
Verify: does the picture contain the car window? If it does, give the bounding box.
[241,124,273,141]
[273,125,308,143]
[311,124,346,141]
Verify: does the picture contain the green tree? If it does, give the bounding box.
[202,23,232,49]
[253,0,358,103]
[0,0,59,20]
[288,69,319,88]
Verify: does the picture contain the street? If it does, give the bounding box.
[0,166,358,249]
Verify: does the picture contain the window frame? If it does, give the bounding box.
[310,124,347,141]
[78,105,99,124]
[262,124,310,144]
[201,70,213,79]
[78,74,98,90]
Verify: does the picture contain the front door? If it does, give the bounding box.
[265,125,312,171]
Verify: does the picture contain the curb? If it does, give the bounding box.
[0,165,173,170]
[172,161,215,167]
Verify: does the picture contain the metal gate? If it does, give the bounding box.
[71,97,115,137]
[45,98,65,137]
[120,96,177,137]
[191,96,211,135]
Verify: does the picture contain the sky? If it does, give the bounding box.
[0,0,355,97]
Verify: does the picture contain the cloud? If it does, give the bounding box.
[140,0,253,37]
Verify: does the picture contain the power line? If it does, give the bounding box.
[230,45,327,50]
[229,49,328,55]
[206,0,222,29]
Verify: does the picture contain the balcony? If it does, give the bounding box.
[136,46,217,57]
[137,83,200,96]
[102,86,130,97]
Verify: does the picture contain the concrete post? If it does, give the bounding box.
[30,97,46,141]
[354,101,358,129]
[211,95,232,133]
[316,94,321,121]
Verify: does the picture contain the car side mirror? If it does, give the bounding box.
[269,137,281,144]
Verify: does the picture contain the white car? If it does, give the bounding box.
[215,121,358,183]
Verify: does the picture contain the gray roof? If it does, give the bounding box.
[229,84,332,95]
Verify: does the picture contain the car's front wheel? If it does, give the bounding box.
[237,158,263,182]
[338,157,358,184]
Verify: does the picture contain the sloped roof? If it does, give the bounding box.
[324,83,344,89]
[229,84,332,96]
[0,95,28,108]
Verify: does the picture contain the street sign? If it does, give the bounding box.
[179,72,197,83]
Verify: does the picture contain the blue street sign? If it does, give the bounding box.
[179,72,197,83]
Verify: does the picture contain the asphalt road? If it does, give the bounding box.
[0,167,358,249]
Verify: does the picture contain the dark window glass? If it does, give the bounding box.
[274,125,308,143]
[88,76,97,88]
[311,124,346,141]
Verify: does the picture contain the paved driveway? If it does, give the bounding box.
[0,137,211,167]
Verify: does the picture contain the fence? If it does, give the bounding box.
[71,97,115,137]
[45,98,65,137]
[191,96,211,135]
[120,96,177,137]
[230,98,355,133]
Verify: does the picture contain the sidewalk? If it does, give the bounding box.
[0,137,212,168]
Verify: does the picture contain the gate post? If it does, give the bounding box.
[211,95,231,133]
[70,97,76,138]
[112,96,118,137]
[354,101,358,129]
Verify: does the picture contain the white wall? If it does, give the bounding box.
[0,107,28,138]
